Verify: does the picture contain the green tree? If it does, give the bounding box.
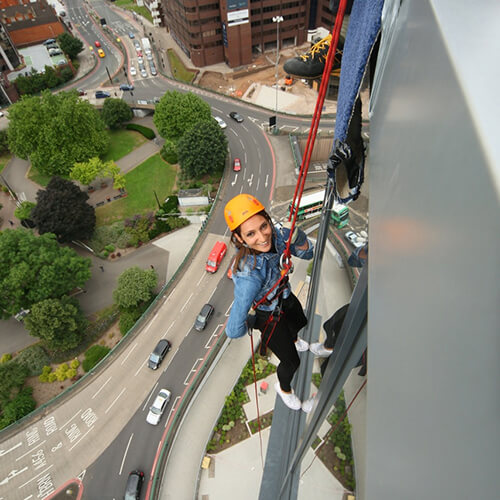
[57,32,84,60]
[0,387,36,429]
[42,65,62,89]
[0,361,28,406]
[153,91,212,141]
[101,98,133,129]
[113,266,158,309]
[24,296,87,351]
[32,176,96,243]
[0,129,9,154]
[178,120,228,178]
[13,201,36,221]
[7,90,109,176]
[0,229,91,319]
[71,157,126,190]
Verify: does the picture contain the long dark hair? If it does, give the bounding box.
[230,210,274,273]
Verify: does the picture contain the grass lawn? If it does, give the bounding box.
[0,153,12,173]
[115,0,153,23]
[96,153,177,225]
[102,129,148,162]
[167,49,197,83]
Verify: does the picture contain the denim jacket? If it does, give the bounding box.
[226,224,313,339]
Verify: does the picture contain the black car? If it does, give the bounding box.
[95,90,110,99]
[229,111,244,123]
[148,339,171,369]
[119,83,134,91]
[194,303,214,331]
[124,470,143,500]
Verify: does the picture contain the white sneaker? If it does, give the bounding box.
[309,342,334,357]
[274,382,301,410]
[301,394,317,414]
[294,337,309,352]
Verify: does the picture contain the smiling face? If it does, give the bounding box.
[237,214,273,253]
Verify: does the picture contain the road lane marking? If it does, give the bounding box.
[142,382,158,412]
[183,359,203,385]
[15,441,46,461]
[105,388,126,414]
[1,466,28,486]
[60,410,82,430]
[225,301,233,316]
[119,434,134,475]
[180,293,193,312]
[18,464,53,489]
[134,358,147,377]
[69,425,94,451]
[92,376,112,399]
[121,342,138,365]
[0,441,22,457]
[196,273,205,286]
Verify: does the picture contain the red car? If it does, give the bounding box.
[233,158,241,171]
[95,41,101,47]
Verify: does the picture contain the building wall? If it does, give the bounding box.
[366,0,499,498]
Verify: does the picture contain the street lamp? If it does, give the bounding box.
[272,15,284,125]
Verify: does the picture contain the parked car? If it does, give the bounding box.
[137,56,144,65]
[344,230,366,249]
[124,470,144,500]
[95,90,110,99]
[229,111,244,123]
[77,89,86,96]
[140,68,147,78]
[194,303,214,331]
[130,66,137,76]
[146,389,171,425]
[136,50,143,58]
[49,48,62,56]
[43,38,56,45]
[95,41,101,47]
[98,48,105,58]
[148,339,171,369]
[233,158,241,172]
[57,59,67,66]
[149,64,157,76]
[120,83,134,91]
[214,116,227,129]
[128,32,135,39]
[134,41,140,49]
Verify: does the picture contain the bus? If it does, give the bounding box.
[288,190,349,228]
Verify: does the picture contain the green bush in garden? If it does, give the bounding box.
[82,345,110,372]
[14,344,51,376]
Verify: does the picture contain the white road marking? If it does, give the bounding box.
[247,173,253,187]
[18,465,52,489]
[231,174,238,186]
[0,466,28,486]
[142,383,158,412]
[184,359,203,385]
[265,174,269,188]
[0,442,22,457]
[15,441,46,461]
[134,358,148,377]
[225,301,233,316]
[60,410,82,430]
[69,425,94,451]
[120,342,138,365]
[196,273,205,286]
[180,293,193,312]
[92,376,111,399]
[205,325,222,348]
[119,434,134,475]
[104,388,126,414]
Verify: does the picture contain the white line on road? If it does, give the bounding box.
[69,425,94,452]
[265,174,269,188]
[15,441,46,461]
[225,301,233,316]
[121,342,138,365]
[256,177,260,190]
[196,273,205,286]
[231,174,238,186]
[134,358,147,377]
[205,325,222,348]
[180,293,193,312]
[142,382,158,412]
[164,322,175,336]
[60,409,82,430]
[105,388,126,415]
[119,434,134,475]
[184,359,203,385]
[92,376,111,399]
[18,464,53,489]
[0,441,22,457]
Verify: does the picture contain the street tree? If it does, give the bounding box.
[0,229,92,319]
[24,296,87,352]
[7,90,109,176]
[32,176,96,243]
[113,266,158,309]
[57,32,84,60]
[0,362,28,407]
[178,119,228,178]
[101,98,133,129]
[70,157,126,190]
[0,386,36,429]
[13,201,36,221]
[153,91,212,142]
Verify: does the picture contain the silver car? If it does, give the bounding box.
[146,389,171,425]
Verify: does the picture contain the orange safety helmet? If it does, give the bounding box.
[224,194,265,231]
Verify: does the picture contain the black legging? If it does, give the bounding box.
[255,293,307,393]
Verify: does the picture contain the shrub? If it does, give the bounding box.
[70,358,80,369]
[14,344,50,376]
[48,372,57,383]
[82,345,110,372]
[0,353,12,363]
[89,221,126,253]
[119,309,140,335]
[125,123,156,140]
[38,365,52,382]
[160,139,178,163]
[104,244,115,252]
[0,387,36,429]
[66,368,77,379]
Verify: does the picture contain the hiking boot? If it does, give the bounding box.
[309,342,334,357]
[294,337,309,352]
[283,34,343,80]
[274,382,301,410]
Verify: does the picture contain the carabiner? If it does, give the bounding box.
[279,253,294,275]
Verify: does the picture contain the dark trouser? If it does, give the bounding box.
[255,293,307,393]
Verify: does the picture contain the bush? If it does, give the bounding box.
[82,345,110,372]
[38,365,52,382]
[70,358,80,369]
[104,244,115,252]
[119,309,140,335]
[125,123,156,140]
[0,353,12,363]
[0,387,36,429]
[160,139,178,163]
[89,221,126,253]
[14,344,50,376]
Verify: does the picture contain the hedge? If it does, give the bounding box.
[125,123,156,140]
[82,345,111,372]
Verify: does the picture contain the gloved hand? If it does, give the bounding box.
[328,140,352,172]
[247,308,257,331]
[282,220,299,244]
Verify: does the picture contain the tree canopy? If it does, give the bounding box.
[178,119,228,178]
[153,91,212,142]
[101,98,133,129]
[113,266,158,309]
[32,176,96,243]
[7,90,109,176]
[24,296,87,352]
[0,229,92,319]
[70,156,125,190]
[57,32,84,60]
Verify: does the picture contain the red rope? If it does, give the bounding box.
[286,0,349,259]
